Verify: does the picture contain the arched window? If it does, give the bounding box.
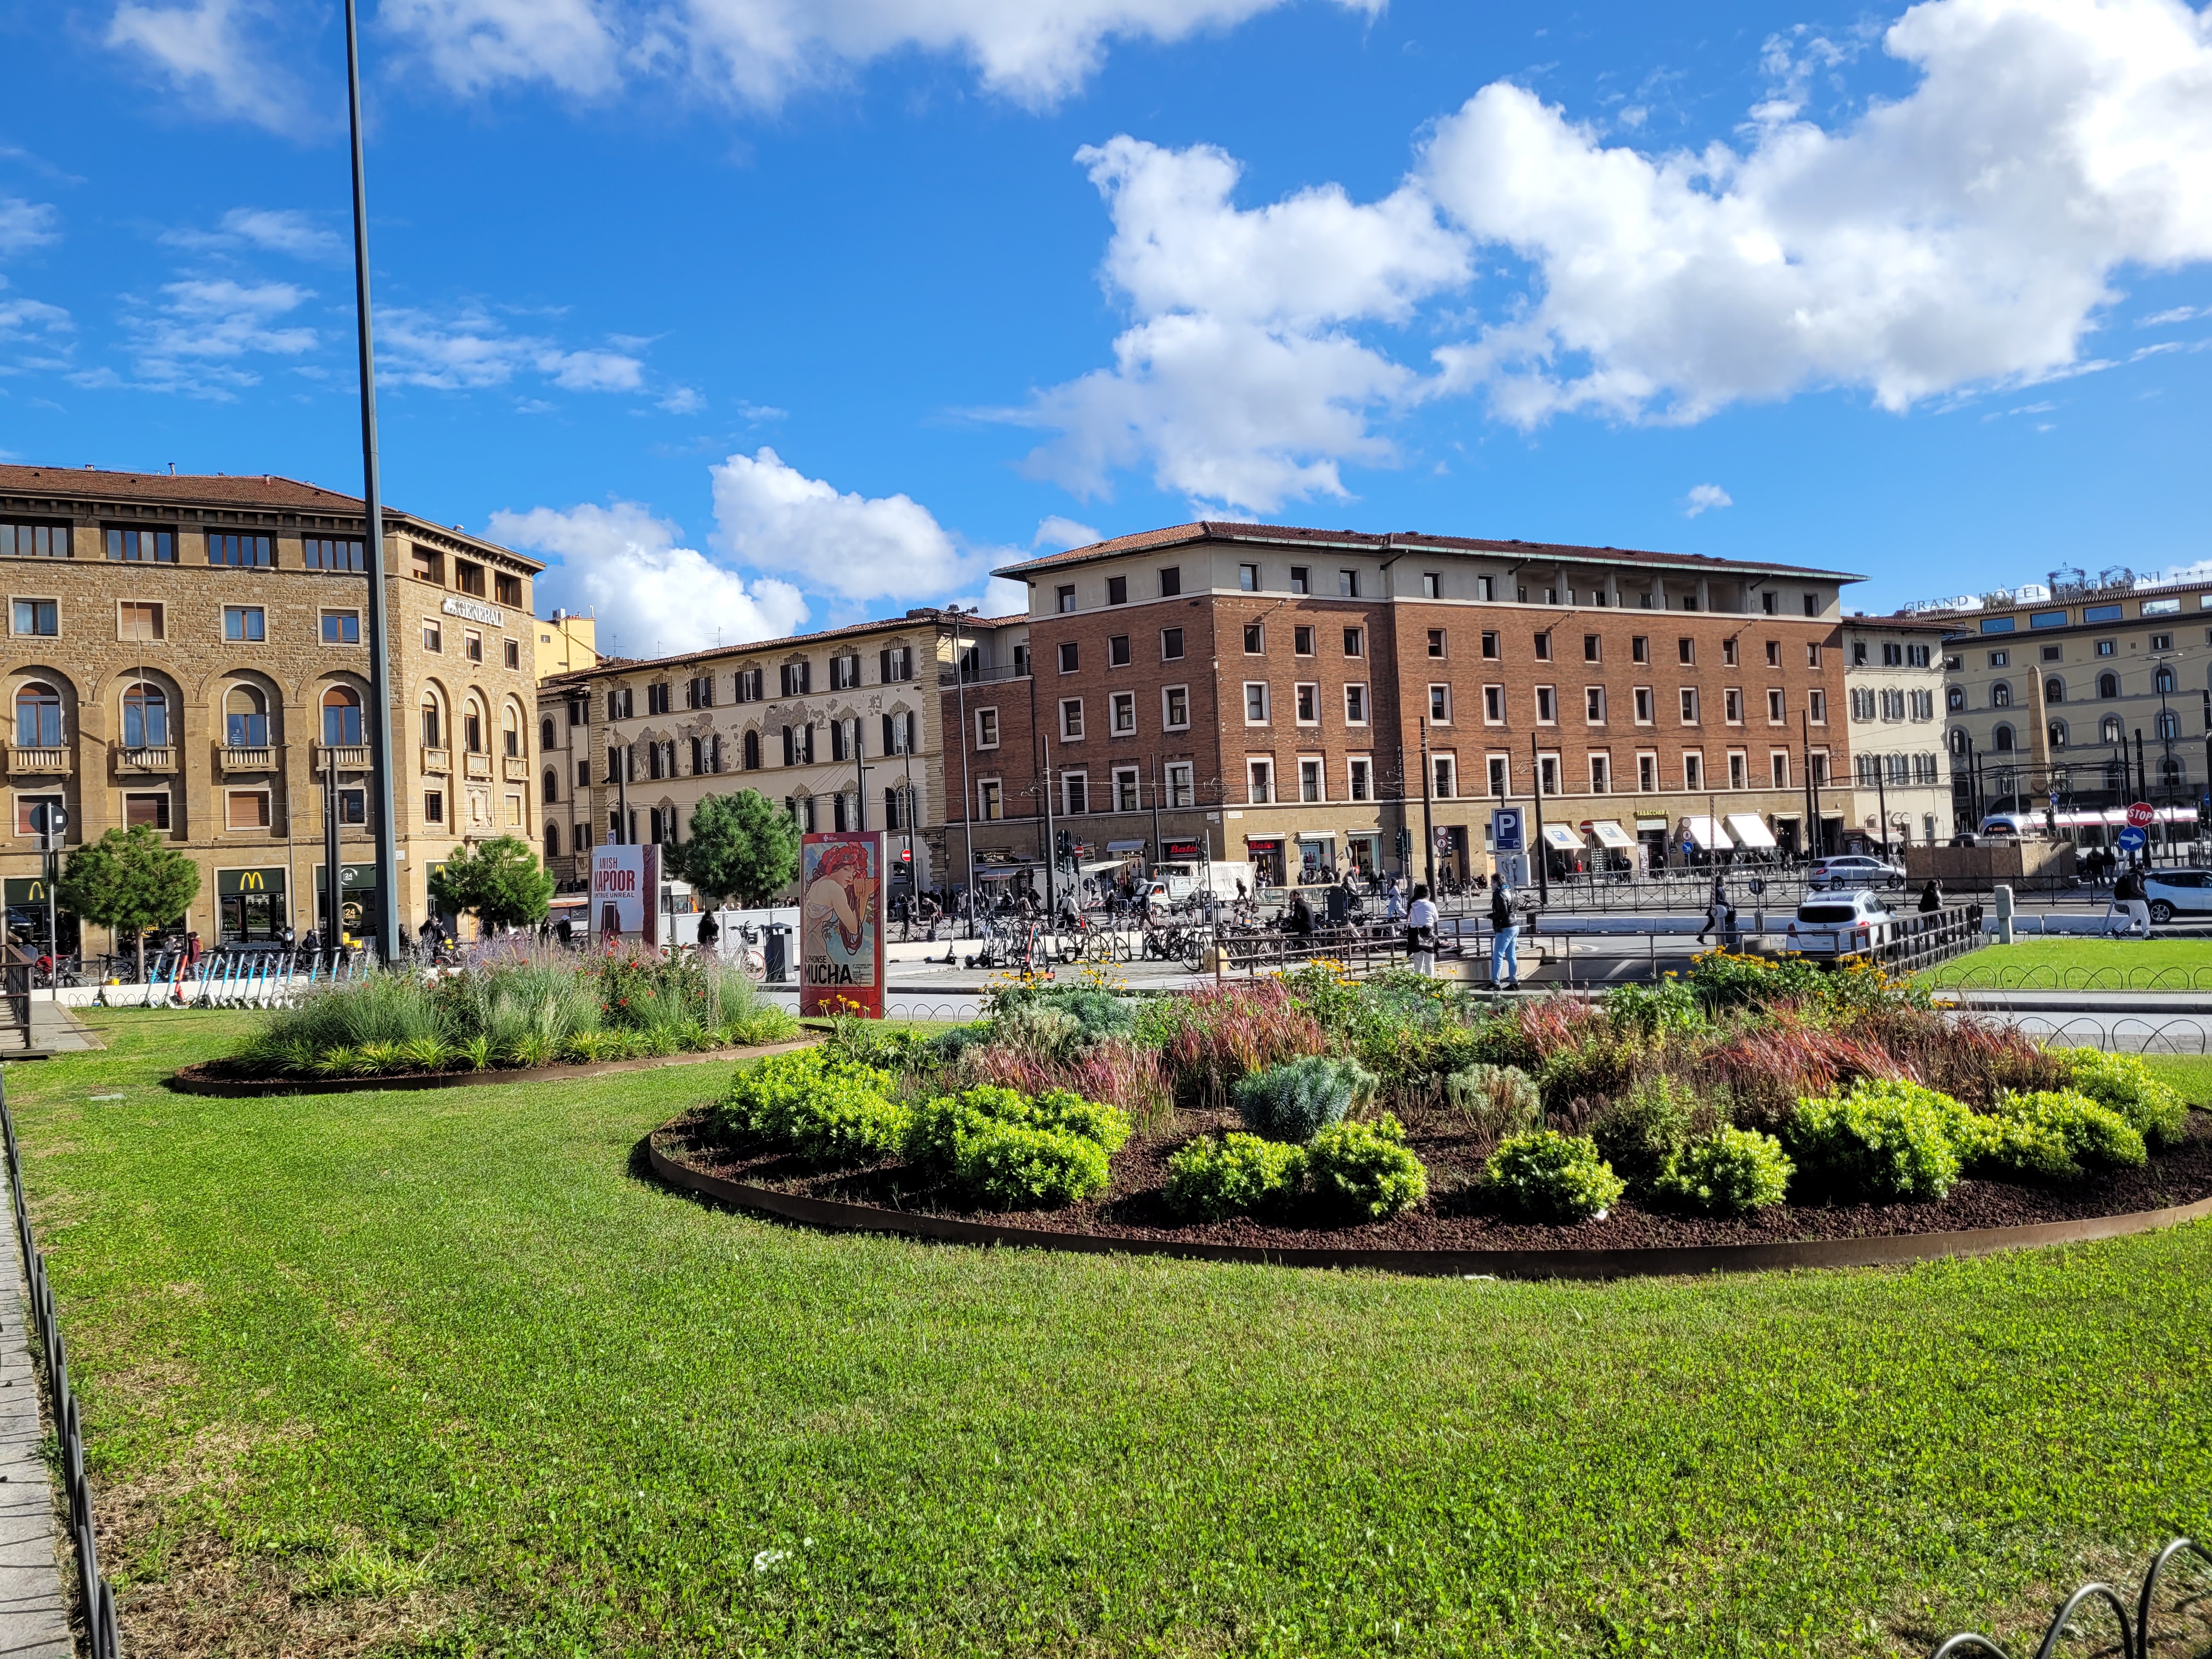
[2157,709,2179,740]
[13,681,61,748]
[2098,672,2119,699]
[225,684,269,748]
[542,767,559,805]
[503,703,522,758]
[2044,678,2064,703]
[321,685,363,746]
[743,729,761,771]
[464,697,485,753]
[1993,724,2015,753]
[2048,720,2068,749]
[540,718,556,751]
[544,822,562,859]
[122,683,170,748]
[1990,681,2012,708]
[1946,686,1965,712]
[2154,665,2177,695]
[1949,727,1970,755]
[2101,715,2123,744]
[2162,757,2185,787]
[420,693,443,749]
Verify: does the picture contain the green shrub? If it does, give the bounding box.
[1442,1063,1543,1143]
[1655,1128,1793,1215]
[1484,1131,1624,1223]
[2055,1048,2190,1149]
[1956,1110,2079,1184]
[1587,1076,1694,1190]
[1233,1055,1377,1143]
[1032,1088,1133,1155]
[1604,979,1708,1038]
[1163,1133,1309,1221]
[715,1048,906,1163]
[1306,1114,1427,1220]
[1536,1033,1644,1114]
[953,1120,1113,1209]
[1784,1080,1970,1201]
[1982,1090,2147,1178]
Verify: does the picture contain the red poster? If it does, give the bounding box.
[799,830,885,1018]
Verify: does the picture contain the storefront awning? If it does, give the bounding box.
[1541,822,1583,850]
[1588,820,1637,850]
[1681,816,1734,850]
[1725,812,1778,849]
[1296,830,1336,843]
[1105,839,1146,852]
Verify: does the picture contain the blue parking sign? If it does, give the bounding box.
[1491,808,1523,853]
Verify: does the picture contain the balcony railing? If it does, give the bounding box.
[465,752,493,780]
[420,746,452,776]
[6,746,67,774]
[313,743,370,773]
[501,755,529,782]
[938,664,1033,688]
[114,745,176,772]
[221,746,276,772]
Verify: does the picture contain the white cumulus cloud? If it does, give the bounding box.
[162,207,345,262]
[0,200,60,259]
[1034,515,1101,549]
[378,306,647,396]
[106,0,325,137]
[488,499,809,658]
[1683,483,1733,517]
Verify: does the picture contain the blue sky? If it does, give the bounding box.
[3,0,2210,655]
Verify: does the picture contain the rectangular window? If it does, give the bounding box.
[1244,682,1269,723]
[411,546,443,584]
[1762,591,1778,616]
[1338,569,1359,597]
[1429,628,1447,659]
[422,619,442,652]
[830,654,860,690]
[424,790,444,824]
[13,795,61,839]
[978,779,1003,821]
[1728,752,1748,790]
[779,662,811,696]
[1804,594,1819,618]
[1299,758,1324,802]
[302,537,364,571]
[1166,762,1194,808]
[464,631,484,662]
[1770,752,1790,788]
[11,599,57,636]
[494,572,522,606]
[221,605,260,642]
[1111,691,1136,735]
[1348,757,1372,801]
[1723,638,1739,667]
[1633,687,1654,724]
[1057,584,1076,613]
[103,527,173,563]
[1290,566,1310,595]
[226,789,271,831]
[316,610,360,645]
[1808,690,1828,724]
[1588,753,1611,794]
[1533,632,1551,662]
[1107,574,1127,605]
[1987,649,2009,668]
[1429,684,1451,723]
[1768,689,1786,724]
[1723,687,1743,724]
[1243,622,1264,654]
[735,667,764,701]
[1584,686,1605,723]
[0,522,66,558]
[1159,566,1181,597]
[1113,768,1141,812]
[1480,631,1499,661]
[1421,572,1441,599]
[123,601,167,642]
[1058,640,1079,673]
[124,791,170,830]
[1432,756,1455,799]
[2150,631,2174,651]
[1239,563,1259,591]
[206,532,273,568]
[1638,753,1658,793]
[1683,752,1704,791]
[1534,686,1557,724]
[1680,687,1700,723]
[1483,685,1505,724]
[1109,634,1131,667]
[1060,698,1084,740]
[1487,756,1509,798]
[1342,627,1363,658]
[1807,642,1823,668]
[1677,637,1694,665]
[1810,751,1830,786]
[1163,685,1190,729]
[975,708,1000,748]
[1293,625,1314,656]
[1295,682,1319,724]
[1584,634,1601,663]
[1344,684,1367,724]
[1161,627,1184,661]
[1631,635,1649,664]
[1248,759,1274,803]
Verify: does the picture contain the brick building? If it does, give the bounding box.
[0,465,541,953]
[942,523,1866,889]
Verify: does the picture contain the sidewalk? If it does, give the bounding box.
[0,1155,74,1658]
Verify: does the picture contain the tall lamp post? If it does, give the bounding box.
[343,0,400,960]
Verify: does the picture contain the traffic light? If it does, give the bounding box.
[1057,830,1073,860]
[1394,827,1411,861]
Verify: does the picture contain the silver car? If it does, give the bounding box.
[1807,854,1906,891]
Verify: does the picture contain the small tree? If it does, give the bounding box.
[671,790,800,909]
[57,826,201,980]
[428,835,554,933]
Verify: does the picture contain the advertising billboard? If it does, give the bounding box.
[590,843,659,946]
[799,830,884,1018]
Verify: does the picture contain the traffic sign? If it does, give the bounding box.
[2126,800,2155,829]
[1491,807,1523,853]
[2118,825,2148,851]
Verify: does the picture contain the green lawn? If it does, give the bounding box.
[9,1012,2212,1658]
[1924,936,2212,989]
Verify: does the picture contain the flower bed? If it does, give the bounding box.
[196,943,799,1081]
[652,959,2212,1254]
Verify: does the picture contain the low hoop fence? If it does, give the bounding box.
[1931,1534,2210,1659]
[1931,963,2212,992]
[1,1073,122,1657]
[1996,1015,2212,1054]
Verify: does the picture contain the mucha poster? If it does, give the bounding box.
[799,830,884,1018]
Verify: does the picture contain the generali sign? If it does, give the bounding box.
[442,595,504,627]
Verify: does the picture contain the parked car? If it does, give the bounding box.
[1807,854,1906,891]
[1788,891,1895,956]
[2143,868,2212,924]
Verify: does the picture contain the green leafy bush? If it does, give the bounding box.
[1233,1055,1377,1143]
[2055,1048,2190,1149]
[1784,1080,1971,1201]
[1655,1128,1793,1215]
[905,1085,1130,1209]
[1982,1090,2147,1178]
[1442,1063,1542,1144]
[1588,1076,1694,1190]
[1603,979,1709,1038]
[1306,1114,1427,1220]
[1536,1032,1644,1114]
[715,1048,906,1163]
[1484,1131,1624,1223]
[1163,1133,1309,1221]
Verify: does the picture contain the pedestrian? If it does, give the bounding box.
[1696,875,1728,945]
[1384,874,1404,920]
[697,910,720,954]
[1406,883,1440,978]
[1488,881,1520,991]
[2112,861,2152,937]
[1286,890,1315,936]
[1917,878,1943,913]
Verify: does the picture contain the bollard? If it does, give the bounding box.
[1993,883,2015,946]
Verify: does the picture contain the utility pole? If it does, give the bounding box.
[1148,753,1162,866]
[343,0,399,961]
[852,716,867,833]
[1418,717,1435,897]
[1040,735,1057,919]
[323,768,342,942]
[949,608,976,935]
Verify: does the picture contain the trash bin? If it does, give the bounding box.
[1325,887,1350,926]
[764,923,792,984]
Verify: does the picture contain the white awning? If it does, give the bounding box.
[1725,812,1778,849]
[1681,815,1734,850]
[1105,840,1146,852]
[1541,822,1583,850]
[1588,820,1637,849]
[1296,830,1336,843]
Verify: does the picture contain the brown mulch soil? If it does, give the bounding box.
[651,1105,2212,1254]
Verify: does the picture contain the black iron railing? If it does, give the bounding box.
[1931,1536,2209,1659]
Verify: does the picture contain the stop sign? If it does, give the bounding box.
[2126,800,2155,829]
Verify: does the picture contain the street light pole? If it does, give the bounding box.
[343,0,400,962]
[1418,716,1435,898]
[949,608,977,937]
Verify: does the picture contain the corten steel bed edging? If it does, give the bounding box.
[645,1136,2212,1281]
[168,1038,818,1098]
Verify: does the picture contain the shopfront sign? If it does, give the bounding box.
[800,831,884,1018]
[218,867,286,896]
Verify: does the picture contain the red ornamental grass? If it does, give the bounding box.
[1159,980,1325,1103]
[963,1039,1175,1134]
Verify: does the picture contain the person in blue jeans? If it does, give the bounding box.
[1489,881,1520,991]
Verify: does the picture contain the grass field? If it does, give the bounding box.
[1924,936,2212,987]
[9,1011,2212,1657]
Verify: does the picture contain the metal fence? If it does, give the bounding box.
[1935,963,2212,991]
[1,1072,122,1657]
[1931,1534,2208,1658]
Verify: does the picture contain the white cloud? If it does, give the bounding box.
[162,207,344,262]
[0,279,74,367]
[106,0,323,138]
[1683,483,1733,516]
[658,386,705,414]
[105,277,318,394]
[709,447,1000,603]
[0,200,60,258]
[488,499,810,657]
[539,348,645,392]
[2139,304,2207,325]
[377,306,646,396]
[380,0,1384,111]
[1034,515,1100,549]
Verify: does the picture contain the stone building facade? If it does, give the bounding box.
[537,611,971,898]
[1839,616,1953,849]
[0,465,541,953]
[945,523,1867,887]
